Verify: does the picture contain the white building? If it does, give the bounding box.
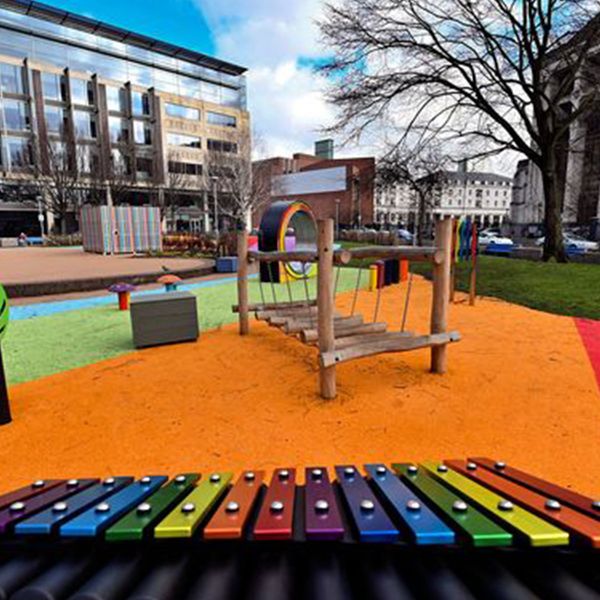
[376,170,513,228]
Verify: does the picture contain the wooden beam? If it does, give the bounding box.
[237,230,249,336]
[284,314,361,334]
[320,332,461,369]
[301,321,387,344]
[317,219,336,399]
[430,218,453,374]
[233,299,317,314]
[334,331,414,350]
[247,249,352,265]
[347,246,444,264]
[256,306,318,321]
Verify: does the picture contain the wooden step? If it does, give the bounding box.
[320,331,461,368]
[300,321,387,344]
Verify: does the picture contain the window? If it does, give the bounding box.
[132,91,150,116]
[207,111,236,128]
[1,99,30,130]
[111,149,131,175]
[168,161,203,176]
[165,102,199,120]
[42,72,66,101]
[44,105,65,134]
[77,145,97,174]
[73,110,96,139]
[167,133,201,148]
[49,141,68,169]
[207,139,237,153]
[1,136,31,169]
[70,78,93,105]
[0,63,23,94]
[108,116,128,143]
[106,86,125,112]
[136,156,153,178]
[133,120,152,145]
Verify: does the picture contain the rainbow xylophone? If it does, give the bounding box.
[2,459,600,599]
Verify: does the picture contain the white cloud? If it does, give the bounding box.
[195,0,371,158]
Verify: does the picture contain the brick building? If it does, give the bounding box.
[253,142,375,229]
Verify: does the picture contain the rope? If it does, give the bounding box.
[401,273,414,333]
[350,260,364,316]
[266,261,279,315]
[258,266,266,307]
[284,265,294,304]
[373,282,382,324]
[334,264,342,297]
[301,264,314,326]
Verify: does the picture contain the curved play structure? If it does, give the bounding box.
[235,217,461,399]
[259,201,318,283]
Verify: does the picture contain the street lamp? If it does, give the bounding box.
[210,176,219,235]
[35,195,45,238]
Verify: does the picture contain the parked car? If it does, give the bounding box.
[535,235,599,252]
[396,228,414,243]
[478,231,515,247]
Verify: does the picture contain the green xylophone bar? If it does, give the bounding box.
[422,462,569,547]
[392,463,512,547]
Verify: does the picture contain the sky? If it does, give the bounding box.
[40,0,351,160]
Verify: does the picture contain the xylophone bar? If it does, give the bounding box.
[304,467,344,541]
[154,473,232,539]
[253,469,296,541]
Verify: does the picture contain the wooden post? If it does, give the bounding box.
[0,348,11,426]
[469,222,478,306]
[237,229,250,336]
[430,218,453,374]
[317,219,336,399]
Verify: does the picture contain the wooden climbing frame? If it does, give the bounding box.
[234,217,460,399]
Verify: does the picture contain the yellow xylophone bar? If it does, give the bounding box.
[422,462,569,547]
[154,472,232,539]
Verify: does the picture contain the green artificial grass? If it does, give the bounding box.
[3,269,364,386]
[411,256,600,320]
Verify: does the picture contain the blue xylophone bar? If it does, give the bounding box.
[365,464,455,545]
[60,476,166,537]
[334,465,399,543]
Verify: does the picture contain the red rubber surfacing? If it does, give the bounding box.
[575,318,600,391]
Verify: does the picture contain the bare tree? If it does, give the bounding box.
[86,149,135,207]
[29,138,81,234]
[204,133,272,230]
[378,146,448,244]
[320,0,600,261]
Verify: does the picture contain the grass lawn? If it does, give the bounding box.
[412,255,600,320]
[4,269,364,385]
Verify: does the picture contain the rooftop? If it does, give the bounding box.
[0,0,247,76]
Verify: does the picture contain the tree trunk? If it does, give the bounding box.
[60,215,67,235]
[541,153,567,263]
[416,192,427,246]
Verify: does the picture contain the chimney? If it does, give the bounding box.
[315,139,334,160]
[457,159,468,173]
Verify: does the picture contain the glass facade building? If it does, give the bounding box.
[0,0,249,235]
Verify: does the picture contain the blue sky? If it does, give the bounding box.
[41,0,217,57]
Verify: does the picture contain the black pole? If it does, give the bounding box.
[0,346,11,425]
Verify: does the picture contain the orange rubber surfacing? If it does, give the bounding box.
[2,276,600,497]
